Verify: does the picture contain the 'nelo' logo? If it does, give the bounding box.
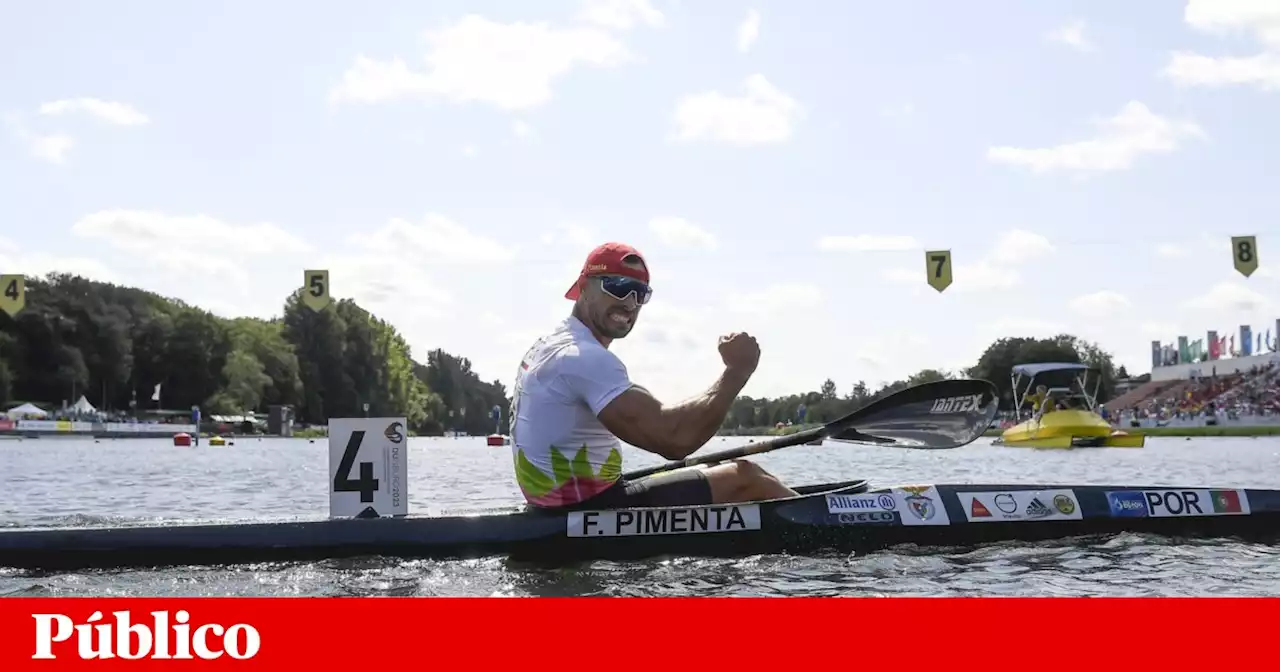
[31,610,260,660]
[384,422,405,444]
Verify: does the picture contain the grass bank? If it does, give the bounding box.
[983,425,1280,438]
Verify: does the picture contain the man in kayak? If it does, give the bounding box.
[510,242,799,510]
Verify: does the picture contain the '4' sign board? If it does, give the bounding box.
[328,417,409,518]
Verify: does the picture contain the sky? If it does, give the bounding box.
[1,0,1279,404]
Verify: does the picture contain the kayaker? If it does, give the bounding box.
[510,242,799,511]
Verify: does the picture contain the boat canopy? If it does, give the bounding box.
[1011,362,1091,378]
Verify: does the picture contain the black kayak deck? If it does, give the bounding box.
[2,480,1279,571]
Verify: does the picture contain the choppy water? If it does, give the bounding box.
[3,434,1280,596]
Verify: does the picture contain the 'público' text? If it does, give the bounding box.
[31,610,260,660]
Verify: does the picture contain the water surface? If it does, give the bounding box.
[3,434,1279,596]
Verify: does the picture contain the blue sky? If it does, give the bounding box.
[2,0,1278,403]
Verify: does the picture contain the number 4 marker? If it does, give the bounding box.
[328,417,409,519]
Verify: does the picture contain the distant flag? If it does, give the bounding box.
[151,383,161,402]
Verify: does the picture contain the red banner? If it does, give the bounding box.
[0,597,1273,668]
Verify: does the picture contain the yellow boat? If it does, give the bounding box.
[994,362,1144,449]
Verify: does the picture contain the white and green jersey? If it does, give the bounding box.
[510,317,631,507]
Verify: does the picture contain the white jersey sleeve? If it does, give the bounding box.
[558,344,634,416]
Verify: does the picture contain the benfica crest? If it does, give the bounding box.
[898,485,937,521]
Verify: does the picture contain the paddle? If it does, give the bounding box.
[621,378,1000,481]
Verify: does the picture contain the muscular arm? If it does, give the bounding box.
[596,368,752,460]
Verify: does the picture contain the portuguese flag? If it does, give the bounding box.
[1211,490,1242,513]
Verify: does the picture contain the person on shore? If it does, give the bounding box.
[509,242,799,510]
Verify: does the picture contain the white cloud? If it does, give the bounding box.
[0,236,119,284]
[648,217,718,251]
[817,235,918,252]
[576,0,664,31]
[4,115,76,164]
[326,254,455,315]
[1045,20,1096,53]
[986,101,1205,173]
[1069,290,1132,318]
[328,15,633,111]
[737,10,761,53]
[1163,51,1280,90]
[39,98,150,126]
[71,209,312,282]
[1162,0,1280,90]
[463,145,478,158]
[854,331,931,377]
[73,209,308,255]
[1182,0,1280,47]
[1182,281,1274,313]
[350,214,517,264]
[881,229,1053,292]
[512,120,534,139]
[726,283,822,315]
[672,74,803,145]
[25,131,75,164]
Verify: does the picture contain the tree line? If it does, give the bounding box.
[721,334,1127,432]
[0,274,1127,436]
[0,274,507,436]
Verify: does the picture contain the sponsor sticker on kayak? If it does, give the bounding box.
[888,485,951,526]
[826,493,899,525]
[826,493,896,514]
[566,504,761,537]
[1105,489,1251,518]
[958,489,1082,522]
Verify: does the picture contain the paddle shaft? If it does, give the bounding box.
[621,426,824,481]
[619,377,997,482]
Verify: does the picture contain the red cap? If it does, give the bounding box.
[565,242,650,300]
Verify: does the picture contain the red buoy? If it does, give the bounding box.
[173,432,192,447]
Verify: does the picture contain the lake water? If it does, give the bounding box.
[3,434,1280,596]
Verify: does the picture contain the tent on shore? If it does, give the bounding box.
[70,395,97,414]
[4,402,47,419]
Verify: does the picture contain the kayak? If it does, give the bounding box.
[1,479,1276,571]
[5,380,1271,572]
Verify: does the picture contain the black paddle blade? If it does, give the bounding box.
[827,378,999,449]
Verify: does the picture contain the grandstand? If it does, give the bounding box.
[1109,321,1279,427]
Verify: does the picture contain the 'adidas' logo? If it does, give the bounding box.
[1025,498,1052,518]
